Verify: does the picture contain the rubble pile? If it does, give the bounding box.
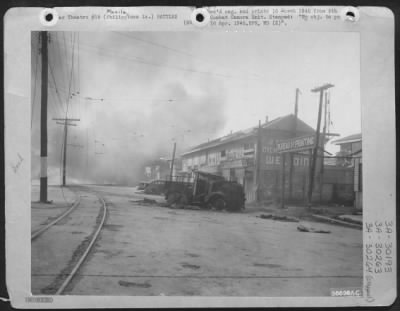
[257,214,299,222]
[297,224,331,234]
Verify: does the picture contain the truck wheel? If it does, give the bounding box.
[210,197,226,211]
[166,192,180,206]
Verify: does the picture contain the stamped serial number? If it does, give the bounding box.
[330,288,362,297]
[25,297,53,303]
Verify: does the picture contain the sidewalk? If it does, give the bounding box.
[245,201,362,228]
[31,185,78,232]
[336,214,362,225]
[31,185,77,207]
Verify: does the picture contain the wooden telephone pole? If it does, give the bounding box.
[39,31,48,203]
[169,142,176,181]
[53,118,80,186]
[288,88,300,200]
[255,120,262,202]
[308,83,334,207]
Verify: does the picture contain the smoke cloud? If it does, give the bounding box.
[31,31,227,185]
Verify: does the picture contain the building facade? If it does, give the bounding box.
[181,115,316,203]
[180,115,360,206]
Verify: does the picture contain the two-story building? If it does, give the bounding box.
[181,114,316,203]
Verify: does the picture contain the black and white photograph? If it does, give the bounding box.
[29,29,365,297]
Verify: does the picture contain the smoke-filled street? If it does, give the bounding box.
[30,29,364,298]
[32,185,362,296]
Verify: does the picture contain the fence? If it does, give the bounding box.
[256,155,360,206]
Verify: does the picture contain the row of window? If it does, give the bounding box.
[183,154,311,170]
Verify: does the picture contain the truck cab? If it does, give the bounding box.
[165,171,245,211]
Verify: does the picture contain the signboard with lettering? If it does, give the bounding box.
[221,158,253,169]
[276,135,315,153]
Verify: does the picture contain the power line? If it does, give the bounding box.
[48,89,64,117]
[48,58,67,115]
[77,33,81,119]
[65,32,76,118]
[52,36,249,80]
[31,34,40,129]
[113,32,262,80]
[49,33,67,98]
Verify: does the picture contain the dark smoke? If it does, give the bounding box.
[31,31,227,185]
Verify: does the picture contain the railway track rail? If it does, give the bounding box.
[31,195,82,241]
[55,195,107,294]
[32,189,108,295]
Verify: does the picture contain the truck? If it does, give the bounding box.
[164,171,246,212]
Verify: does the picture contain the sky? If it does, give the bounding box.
[31,31,360,185]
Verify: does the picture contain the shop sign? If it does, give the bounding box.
[276,135,315,153]
[222,158,253,169]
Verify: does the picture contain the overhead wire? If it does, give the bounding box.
[113,31,263,79]
[59,32,77,197]
[53,32,68,100]
[77,33,81,120]
[31,34,40,129]
[48,58,67,116]
[52,35,253,81]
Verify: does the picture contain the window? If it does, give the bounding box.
[221,150,226,157]
[244,143,254,150]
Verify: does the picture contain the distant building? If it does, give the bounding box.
[333,133,362,155]
[143,159,170,181]
[333,133,362,209]
[143,158,183,181]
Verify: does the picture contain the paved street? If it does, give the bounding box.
[32,185,362,296]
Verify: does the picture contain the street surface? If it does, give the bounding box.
[31,184,362,296]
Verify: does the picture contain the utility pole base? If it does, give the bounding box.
[40,177,48,203]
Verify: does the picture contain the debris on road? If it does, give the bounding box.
[336,214,362,225]
[311,214,362,229]
[118,280,151,288]
[257,214,299,222]
[297,224,331,234]
[129,198,158,205]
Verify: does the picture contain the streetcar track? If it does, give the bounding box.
[55,194,107,295]
[32,188,108,295]
[31,195,82,241]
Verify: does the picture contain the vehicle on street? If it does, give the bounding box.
[164,171,246,211]
[137,181,150,191]
[144,180,167,195]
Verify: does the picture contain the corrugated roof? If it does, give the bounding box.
[332,133,362,145]
[182,126,256,156]
[181,114,315,156]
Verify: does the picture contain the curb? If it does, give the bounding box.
[311,214,362,230]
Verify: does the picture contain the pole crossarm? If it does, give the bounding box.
[52,118,81,121]
[56,122,77,126]
[311,83,334,93]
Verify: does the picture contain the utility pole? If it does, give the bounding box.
[255,120,262,202]
[308,83,334,207]
[288,88,300,200]
[319,91,329,202]
[86,128,89,180]
[169,142,176,181]
[53,118,80,186]
[39,31,48,203]
[280,153,286,208]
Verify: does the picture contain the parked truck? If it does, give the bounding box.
[164,171,246,212]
